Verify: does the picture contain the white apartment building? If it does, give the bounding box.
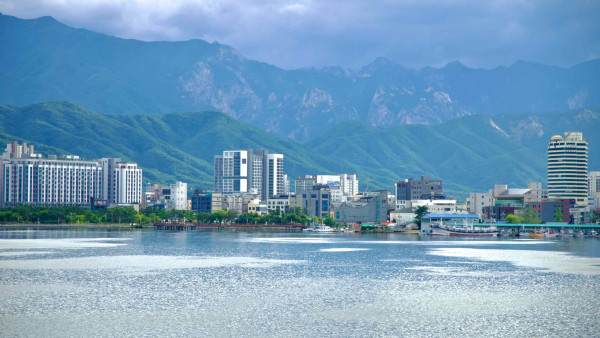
[339,173,359,196]
[1,142,142,207]
[164,181,188,211]
[214,149,284,201]
[1,156,104,207]
[267,153,284,198]
[101,158,143,206]
[548,132,588,205]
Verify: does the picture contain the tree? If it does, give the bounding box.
[554,207,563,222]
[505,214,520,224]
[323,216,337,228]
[414,206,429,229]
[518,209,542,224]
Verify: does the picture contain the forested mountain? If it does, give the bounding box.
[1,14,598,142]
[1,102,598,198]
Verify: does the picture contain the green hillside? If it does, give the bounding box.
[0,102,337,189]
[1,102,598,200]
[306,109,600,197]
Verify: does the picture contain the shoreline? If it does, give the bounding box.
[0,223,150,229]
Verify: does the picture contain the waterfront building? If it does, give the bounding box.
[548,132,588,206]
[144,181,188,211]
[1,154,104,207]
[100,158,143,206]
[191,190,223,213]
[164,181,188,211]
[1,142,142,208]
[247,199,268,215]
[525,199,574,223]
[396,176,444,202]
[267,194,291,213]
[333,190,388,224]
[292,187,331,218]
[214,149,284,201]
[389,208,416,224]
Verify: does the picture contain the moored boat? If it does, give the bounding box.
[430,225,498,236]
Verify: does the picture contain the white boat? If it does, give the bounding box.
[303,225,337,233]
[429,224,498,236]
[545,230,558,239]
[315,225,337,233]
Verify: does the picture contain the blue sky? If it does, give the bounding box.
[1,0,598,70]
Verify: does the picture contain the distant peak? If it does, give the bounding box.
[444,61,467,69]
[373,56,394,64]
[360,57,406,74]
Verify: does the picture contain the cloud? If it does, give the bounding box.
[1,0,598,69]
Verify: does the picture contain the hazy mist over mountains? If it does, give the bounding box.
[1,13,599,196]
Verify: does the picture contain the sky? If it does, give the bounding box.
[1,0,598,70]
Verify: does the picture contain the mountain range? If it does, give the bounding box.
[1,102,598,199]
[1,13,599,142]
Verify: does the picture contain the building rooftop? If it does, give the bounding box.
[424,213,479,219]
[497,188,531,196]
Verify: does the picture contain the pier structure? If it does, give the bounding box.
[153,222,306,232]
[446,222,600,233]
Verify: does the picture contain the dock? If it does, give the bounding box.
[153,222,306,232]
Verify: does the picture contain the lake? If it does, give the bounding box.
[1,229,599,337]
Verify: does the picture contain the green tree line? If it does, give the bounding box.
[0,205,314,225]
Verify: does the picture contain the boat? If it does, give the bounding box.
[529,230,545,238]
[315,225,337,233]
[429,224,498,236]
[573,230,584,238]
[529,229,557,239]
[498,229,515,237]
[303,225,337,233]
[558,229,573,238]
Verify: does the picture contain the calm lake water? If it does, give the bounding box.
[1,229,599,337]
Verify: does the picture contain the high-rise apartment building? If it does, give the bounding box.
[1,142,142,207]
[547,132,588,205]
[214,149,284,201]
[267,153,284,198]
[100,158,143,205]
[339,173,359,196]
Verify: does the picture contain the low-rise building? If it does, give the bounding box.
[525,199,574,223]
[191,190,223,213]
[333,190,388,224]
[247,199,268,215]
[267,194,291,212]
[291,187,331,218]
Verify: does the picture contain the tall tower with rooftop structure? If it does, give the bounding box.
[547,132,588,206]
